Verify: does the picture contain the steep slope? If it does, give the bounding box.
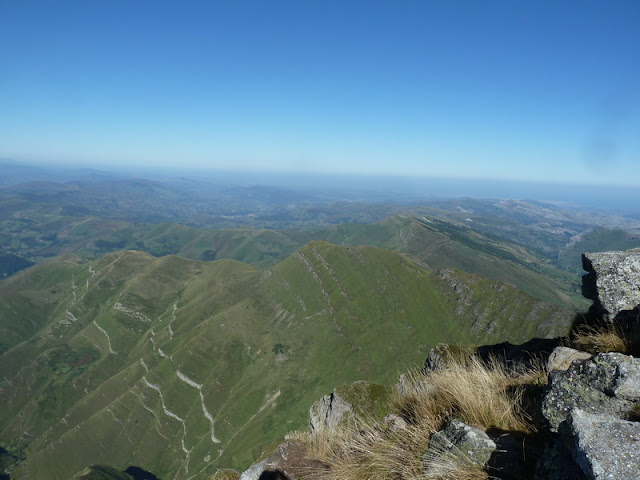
[0,245,573,479]
[557,226,640,274]
[132,215,587,310]
[0,183,597,313]
[318,215,585,310]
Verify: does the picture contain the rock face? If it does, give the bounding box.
[424,419,497,473]
[309,389,352,435]
[547,346,592,373]
[582,250,640,324]
[537,249,640,479]
[239,441,328,480]
[566,408,640,480]
[309,381,391,434]
[422,343,451,371]
[541,352,640,432]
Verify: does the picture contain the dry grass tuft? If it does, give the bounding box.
[309,416,436,480]
[305,354,540,480]
[571,324,634,354]
[422,442,490,480]
[395,356,533,433]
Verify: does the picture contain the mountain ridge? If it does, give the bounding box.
[0,242,573,479]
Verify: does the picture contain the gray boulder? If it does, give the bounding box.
[239,441,328,480]
[424,419,496,474]
[423,343,453,371]
[310,381,391,434]
[607,352,640,400]
[541,352,639,431]
[567,408,640,480]
[383,413,408,431]
[547,346,592,373]
[309,389,352,435]
[582,250,640,324]
[239,458,270,480]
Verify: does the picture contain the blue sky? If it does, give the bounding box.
[1,0,639,184]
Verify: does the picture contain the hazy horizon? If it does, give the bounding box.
[3,157,639,214]
[2,1,639,186]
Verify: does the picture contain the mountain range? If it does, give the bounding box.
[1,241,572,479]
[1,167,639,479]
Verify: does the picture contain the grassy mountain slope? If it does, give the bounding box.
[0,244,572,479]
[557,226,640,273]
[134,215,588,310]
[1,206,586,311]
[318,215,586,311]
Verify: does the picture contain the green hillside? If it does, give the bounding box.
[0,208,586,311]
[317,215,586,310]
[127,215,587,310]
[557,226,640,273]
[0,245,573,479]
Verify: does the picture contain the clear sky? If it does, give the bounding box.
[1,1,639,184]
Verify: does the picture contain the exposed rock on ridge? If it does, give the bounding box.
[424,419,497,472]
[568,408,640,480]
[309,389,352,435]
[541,352,640,432]
[582,250,640,324]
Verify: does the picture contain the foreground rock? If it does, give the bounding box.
[582,250,640,324]
[541,352,640,432]
[309,381,391,434]
[239,441,328,480]
[547,346,592,372]
[309,388,352,435]
[423,419,496,474]
[566,408,640,480]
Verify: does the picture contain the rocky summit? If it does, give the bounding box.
[582,249,640,324]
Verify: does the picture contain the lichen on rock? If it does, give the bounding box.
[567,408,640,480]
[582,250,640,324]
[541,352,639,432]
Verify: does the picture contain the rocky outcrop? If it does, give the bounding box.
[309,389,352,435]
[538,248,640,479]
[239,441,328,480]
[309,381,391,435]
[567,408,640,480]
[423,419,496,472]
[541,352,640,432]
[547,346,592,372]
[582,250,640,324]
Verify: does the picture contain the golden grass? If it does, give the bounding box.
[305,416,437,480]
[303,353,539,480]
[571,324,634,354]
[422,442,490,480]
[395,356,532,433]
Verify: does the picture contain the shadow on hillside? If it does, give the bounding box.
[124,466,161,480]
[475,337,561,370]
[258,470,289,480]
